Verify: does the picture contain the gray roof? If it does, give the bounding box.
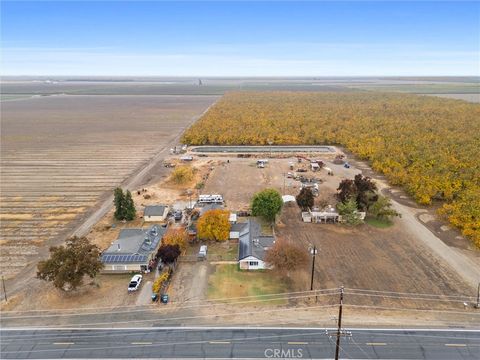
[101,224,166,264]
[144,205,168,217]
[199,203,224,215]
[238,219,275,261]
[231,222,248,233]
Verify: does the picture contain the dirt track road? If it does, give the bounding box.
[378,181,480,289]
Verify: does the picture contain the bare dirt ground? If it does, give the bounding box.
[203,154,344,211]
[278,206,472,300]
[0,95,218,289]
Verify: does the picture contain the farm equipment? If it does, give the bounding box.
[333,154,345,165]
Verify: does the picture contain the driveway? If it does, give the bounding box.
[135,280,153,306]
[169,260,209,303]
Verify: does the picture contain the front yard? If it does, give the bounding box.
[207,264,289,305]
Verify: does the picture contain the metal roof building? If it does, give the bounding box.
[144,205,169,222]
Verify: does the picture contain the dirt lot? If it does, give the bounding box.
[203,154,347,211]
[0,95,218,281]
[277,206,472,303]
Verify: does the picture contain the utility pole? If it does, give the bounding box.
[335,286,344,360]
[310,246,318,302]
[310,246,317,291]
[475,282,480,309]
[2,276,7,302]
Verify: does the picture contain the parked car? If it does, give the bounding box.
[174,210,183,221]
[197,245,208,260]
[157,260,164,271]
[297,168,307,172]
[128,274,143,292]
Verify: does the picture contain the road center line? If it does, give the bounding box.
[445,344,467,347]
[209,341,231,344]
[366,342,387,346]
[53,342,75,345]
[288,341,309,345]
[131,342,152,345]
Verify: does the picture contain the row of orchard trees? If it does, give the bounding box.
[182,91,480,247]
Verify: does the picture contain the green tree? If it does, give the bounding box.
[369,195,400,221]
[124,190,136,221]
[336,198,363,226]
[113,188,136,221]
[37,237,103,291]
[296,187,314,211]
[113,187,125,220]
[251,188,283,223]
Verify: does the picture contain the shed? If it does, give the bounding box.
[144,205,169,222]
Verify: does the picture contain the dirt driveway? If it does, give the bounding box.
[168,260,209,303]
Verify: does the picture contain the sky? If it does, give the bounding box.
[1,1,479,76]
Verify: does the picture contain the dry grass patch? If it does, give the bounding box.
[0,214,33,220]
[208,264,288,305]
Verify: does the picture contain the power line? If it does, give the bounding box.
[1,287,340,314]
[344,287,477,300]
[1,303,340,329]
[344,304,480,316]
[0,291,339,320]
[345,291,474,304]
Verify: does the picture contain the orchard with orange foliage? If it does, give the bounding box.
[182,91,480,247]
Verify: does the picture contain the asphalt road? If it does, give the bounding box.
[1,327,479,359]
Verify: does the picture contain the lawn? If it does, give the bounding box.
[208,241,238,261]
[365,216,394,228]
[208,264,288,305]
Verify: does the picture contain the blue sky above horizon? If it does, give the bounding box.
[1,1,479,76]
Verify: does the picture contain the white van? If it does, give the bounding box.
[198,245,208,260]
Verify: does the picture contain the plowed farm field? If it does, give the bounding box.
[0,95,218,278]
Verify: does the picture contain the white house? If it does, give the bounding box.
[144,205,169,222]
[238,219,275,270]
